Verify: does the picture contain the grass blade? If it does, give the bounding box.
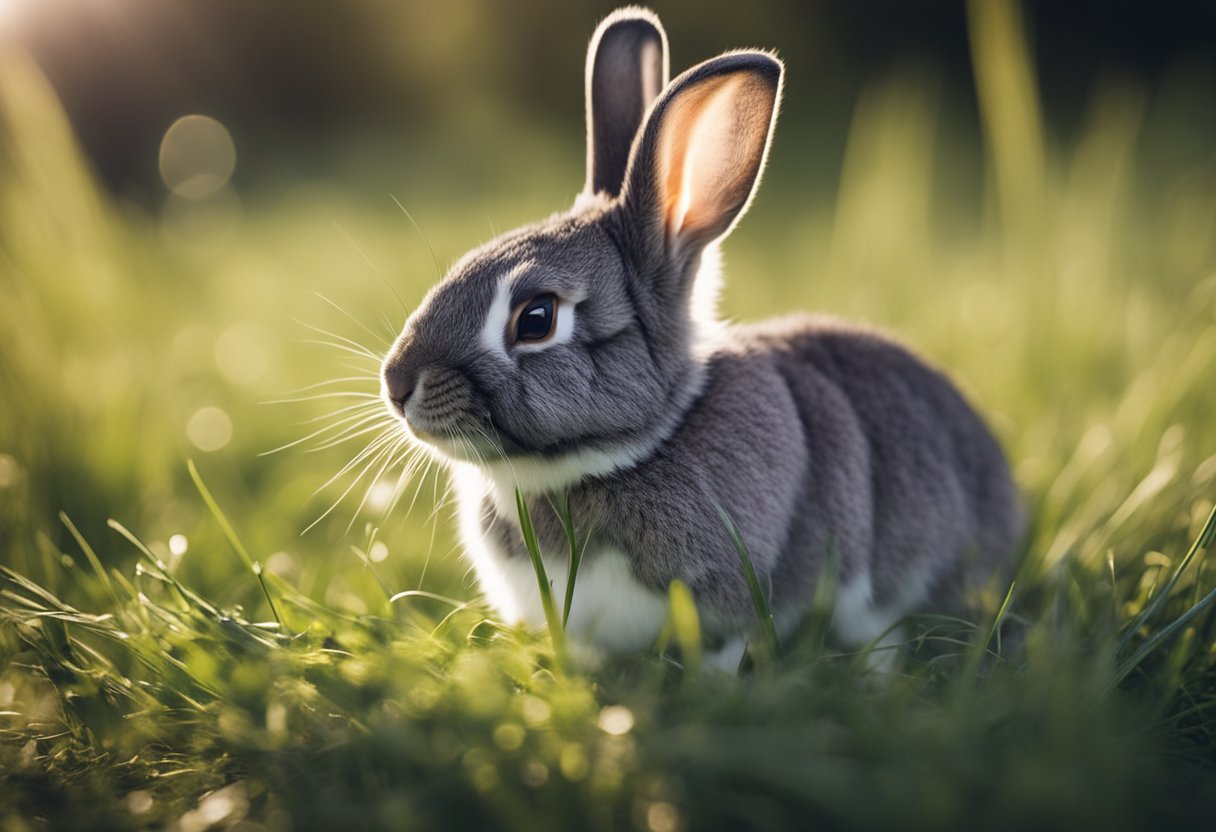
[187,459,285,631]
[961,580,1017,683]
[667,580,703,676]
[59,512,120,609]
[1114,584,1216,688]
[515,488,567,666]
[1118,503,1216,653]
[715,503,779,660]
[548,492,588,629]
[1113,505,1216,687]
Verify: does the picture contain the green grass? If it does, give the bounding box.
[4,2,1216,829]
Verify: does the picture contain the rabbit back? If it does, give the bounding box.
[753,314,1023,622]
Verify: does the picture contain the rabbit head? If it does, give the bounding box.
[381,8,783,492]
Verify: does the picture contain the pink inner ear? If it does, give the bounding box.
[658,73,777,249]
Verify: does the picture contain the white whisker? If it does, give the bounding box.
[293,318,384,359]
[260,412,387,456]
[303,433,407,534]
[266,390,381,405]
[344,435,412,534]
[297,338,382,364]
[378,310,400,343]
[295,399,384,425]
[313,292,393,349]
[307,418,398,453]
[332,220,410,316]
[270,376,380,397]
[390,195,444,279]
[311,429,403,498]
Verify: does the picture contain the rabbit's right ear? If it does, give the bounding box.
[584,8,669,198]
[619,52,782,267]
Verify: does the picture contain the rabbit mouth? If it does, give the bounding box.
[401,414,588,466]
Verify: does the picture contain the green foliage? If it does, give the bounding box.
[715,505,779,663]
[3,2,1216,829]
[514,489,568,668]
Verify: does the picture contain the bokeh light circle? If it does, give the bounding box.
[186,406,233,452]
[159,115,236,200]
[0,453,18,488]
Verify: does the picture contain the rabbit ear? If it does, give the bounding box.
[620,51,782,261]
[584,8,669,198]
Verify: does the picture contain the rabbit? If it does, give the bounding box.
[380,7,1023,668]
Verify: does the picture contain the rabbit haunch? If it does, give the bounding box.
[379,8,1023,662]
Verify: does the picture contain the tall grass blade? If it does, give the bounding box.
[1115,584,1216,689]
[548,492,588,628]
[1113,505,1216,687]
[961,580,1017,683]
[59,511,120,609]
[106,519,195,611]
[188,460,255,571]
[187,459,285,630]
[1118,503,1216,652]
[715,503,779,659]
[515,488,567,665]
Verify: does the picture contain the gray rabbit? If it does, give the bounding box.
[381,7,1023,667]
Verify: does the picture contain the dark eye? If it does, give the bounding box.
[513,294,557,344]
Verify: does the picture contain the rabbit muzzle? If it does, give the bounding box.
[393,366,469,435]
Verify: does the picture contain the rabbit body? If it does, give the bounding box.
[455,312,1021,653]
[381,8,1023,658]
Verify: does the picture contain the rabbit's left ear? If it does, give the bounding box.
[621,52,782,262]
[584,8,669,198]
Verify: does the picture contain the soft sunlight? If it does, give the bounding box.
[2,2,1215,829]
[0,0,134,36]
[0,0,20,29]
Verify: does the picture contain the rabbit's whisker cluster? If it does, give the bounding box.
[312,291,395,349]
[270,311,446,537]
[260,403,385,457]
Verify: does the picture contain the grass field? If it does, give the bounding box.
[3,3,1216,829]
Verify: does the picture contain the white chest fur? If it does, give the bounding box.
[452,465,670,652]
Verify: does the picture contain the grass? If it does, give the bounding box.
[3,1,1216,829]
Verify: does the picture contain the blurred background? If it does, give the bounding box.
[6,1,1216,207]
[1,0,1214,616]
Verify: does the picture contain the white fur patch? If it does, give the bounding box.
[571,190,612,214]
[478,434,665,514]
[479,279,512,357]
[704,637,747,673]
[831,575,883,645]
[831,565,936,648]
[690,243,728,361]
[453,466,668,651]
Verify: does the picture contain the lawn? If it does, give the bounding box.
[2,4,1216,830]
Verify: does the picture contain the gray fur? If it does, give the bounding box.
[380,9,1023,649]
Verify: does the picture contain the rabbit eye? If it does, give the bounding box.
[512,294,557,344]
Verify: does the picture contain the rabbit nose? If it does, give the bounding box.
[381,362,417,417]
